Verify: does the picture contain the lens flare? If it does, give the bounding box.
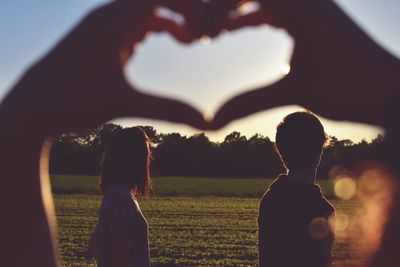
[334,177,356,200]
[329,213,349,239]
[200,35,211,45]
[309,217,331,240]
[237,1,260,15]
[351,168,394,255]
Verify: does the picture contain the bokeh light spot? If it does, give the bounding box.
[309,217,331,240]
[334,177,356,200]
[329,213,350,239]
[237,1,260,15]
[200,35,211,45]
[351,168,394,254]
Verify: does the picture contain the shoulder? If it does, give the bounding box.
[259,175,286,208]
[259,174,288,207]
[259,189,276,217]
[259,190,271,205]
[321,196,335,214]
[312,183,334,209]
[100,186,145,231]
[309,184,335,216]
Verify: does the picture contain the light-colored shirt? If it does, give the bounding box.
[90,186,150,267]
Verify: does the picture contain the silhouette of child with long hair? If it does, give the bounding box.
[258,111,335,267]
[89,127,152,267]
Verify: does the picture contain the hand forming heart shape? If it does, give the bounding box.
[2,1,191,134]
[5,0,400,136]
[212,0,400,130]
[2,2,400,267]
[4,0,250,135]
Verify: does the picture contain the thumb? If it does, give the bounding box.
[212,77,295,129]
[112,82,208,130]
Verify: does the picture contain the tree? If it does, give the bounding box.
[138,125,161,144]
[50,124,385,180]
[223,131,247,144]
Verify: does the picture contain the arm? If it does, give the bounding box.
[307,210,335,267]
[323,213,335,267]
[258,204,268,267]
[0,110,58,266]
[0,1,209,266]
[107,194,149,267]
[88,224,100,258]
[258,196,280,267]
[316,212,335,267]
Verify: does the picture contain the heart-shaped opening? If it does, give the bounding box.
[125,26,294,117]
[121,24,381,142]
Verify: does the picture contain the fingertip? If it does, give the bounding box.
[116,87,211,130]
[150,16,194,43]
[224,10,267,31]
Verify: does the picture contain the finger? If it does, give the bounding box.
[212,77,295,130]
[208,0,248,37]
[150,16,193,43]
[156,0,208,39]
[84,0,157,49]
[223,9,268,31]
[155,0,188,15]
[113,82,208,130]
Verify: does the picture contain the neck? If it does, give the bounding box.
[287,166,317,184]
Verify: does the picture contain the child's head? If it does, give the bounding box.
[100,127,152,195]
[275,111,329,171]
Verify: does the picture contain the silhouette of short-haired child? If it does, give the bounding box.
[258,111,335,267]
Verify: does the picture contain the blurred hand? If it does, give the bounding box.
[212,0,400,129]
[157,0,245,38]
[4,0,212,135]
[1,2,230,266]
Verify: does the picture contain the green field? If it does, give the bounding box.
[52,176,362,266]
[51,175,335,198]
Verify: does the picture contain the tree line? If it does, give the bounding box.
[50,123,386,179]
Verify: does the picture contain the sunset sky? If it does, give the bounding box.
[1,0,399,142]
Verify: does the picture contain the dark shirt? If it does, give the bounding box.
[258,174,335,267]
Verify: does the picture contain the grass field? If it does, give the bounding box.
[51,175,335,198]
[55,195,362,267]
[52,175,362,266]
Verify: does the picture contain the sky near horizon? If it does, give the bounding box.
[1,0,399,142]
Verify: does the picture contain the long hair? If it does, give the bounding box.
[100,127,152,196]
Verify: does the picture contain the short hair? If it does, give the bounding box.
[100,127,152,195]
[275,111,328,170]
